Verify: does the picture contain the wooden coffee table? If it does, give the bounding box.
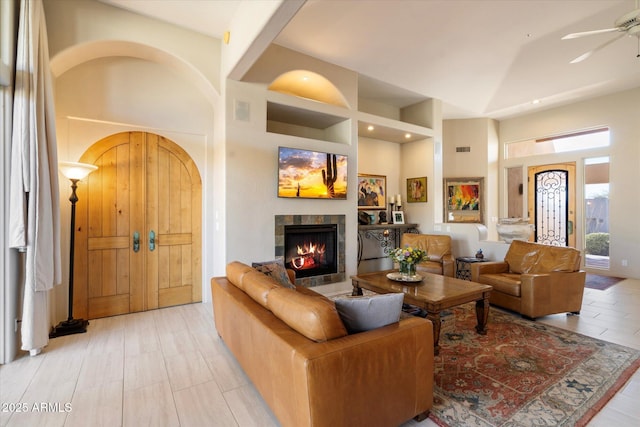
[351,270,492,354]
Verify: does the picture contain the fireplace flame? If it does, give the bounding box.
[291,241,326,270]
[296,242,325,256]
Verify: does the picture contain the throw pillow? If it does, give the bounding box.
[252,259,296,289]
[334,293,404,333]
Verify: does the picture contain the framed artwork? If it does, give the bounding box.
[392,211,405,224]
[278,147,347,199]
[444,177,484,223]
[357,174,386,210]
[406,177,427,203]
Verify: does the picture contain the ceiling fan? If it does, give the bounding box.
[562,5,640,63]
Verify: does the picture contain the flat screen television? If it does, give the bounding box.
[278,146,347,199]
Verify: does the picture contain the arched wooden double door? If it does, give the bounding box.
[73,132,202,319]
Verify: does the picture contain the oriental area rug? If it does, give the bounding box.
[429,303,640,427]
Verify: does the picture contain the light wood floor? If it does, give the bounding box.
[1,278,639,427]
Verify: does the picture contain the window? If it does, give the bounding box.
[506,128,609,160]
[584,156,610,269]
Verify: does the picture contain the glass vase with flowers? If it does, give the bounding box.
[388,245,427,279]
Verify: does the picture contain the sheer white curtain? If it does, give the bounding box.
[9,0,61,355]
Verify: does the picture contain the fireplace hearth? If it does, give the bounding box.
[275,215,345,286]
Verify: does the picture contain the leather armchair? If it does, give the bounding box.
[471,240,586,319]
[400,233,454,277]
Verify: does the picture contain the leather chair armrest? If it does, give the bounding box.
[520,271,586,291]
[471,261,509,281]
[546,271,586,291]
[519,271,586,318]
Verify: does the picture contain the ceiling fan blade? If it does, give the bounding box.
[562,27,620,40]
[570,33,626,63]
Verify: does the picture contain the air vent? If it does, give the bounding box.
[456,146,471,152]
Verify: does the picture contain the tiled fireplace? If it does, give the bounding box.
[275,215,346,287]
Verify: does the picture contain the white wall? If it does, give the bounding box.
[53,55,216,319]
[222,43,368,293]
[243,44,359,106]
[443,118,500,241]
[223,77,358,290]
[357,137,400,272]
[357,135,438,271]
[8,0,633,352]
[42,0,222,322]
[358,137,401,209]
[223,0,304,80]
[401,138,435,230]
[44,0,221,94]
[442,92,640,279]
[499,88,640,278]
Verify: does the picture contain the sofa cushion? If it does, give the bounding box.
[226,261,255,290]
[505,240,539,274]
[242,270,283,308]
[401,234,429,253]
[334,293,405,333]
[505,240,581,274]
[401,234,451,262]
[536,246,581,273]
[477,273,522,297]
[266,287,348,342]
[427,236,452,261]
[252,259,296,289]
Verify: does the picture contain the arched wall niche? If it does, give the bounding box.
[48,39,220,319]
[50,40,219,105]
[268,69,350,108]
[50,38,219,181]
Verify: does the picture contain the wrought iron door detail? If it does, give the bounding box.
[535,170,568,246]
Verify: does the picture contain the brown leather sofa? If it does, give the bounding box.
[471,240,586,319]
[400,233,454,276]
[211,261,434,427]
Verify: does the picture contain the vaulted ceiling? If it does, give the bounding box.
[99,0,640,120]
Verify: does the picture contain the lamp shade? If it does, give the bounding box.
[59,161,98,180]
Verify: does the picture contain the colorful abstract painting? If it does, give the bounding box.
[444,177,484,223]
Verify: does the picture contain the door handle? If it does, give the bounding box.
[133,231,140,252]
[149,230,156,251]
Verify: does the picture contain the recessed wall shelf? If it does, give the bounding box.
[357,111,433,144]
[264,83,435,145]
[266,91,350,144]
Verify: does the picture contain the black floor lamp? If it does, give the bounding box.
[50,161,98,338]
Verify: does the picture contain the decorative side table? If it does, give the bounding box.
[357,223,419,266]
[456,256,490,280]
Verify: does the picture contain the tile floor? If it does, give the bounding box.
[1,278,639,426]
